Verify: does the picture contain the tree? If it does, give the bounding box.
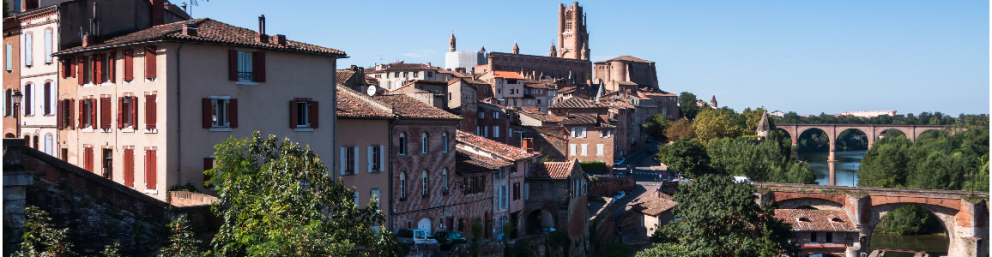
[157,215,204,257]
[677,92,701,120]
[3,0,10,18]
[664,137,716,178]
[693,108,743,146]
[645,175,800,257]
[644,114,672,141]
[13,206,75,257]
[664,118,695,141]
[207,132,400,256]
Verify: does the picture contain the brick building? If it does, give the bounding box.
[524,160,588,242]
[445,77,487,132]
[556,2,590,60]
[521,79,560,112]
[336,65,372,94]
[548,97,616,168]
[54,17,343,199]
[475,101,514,145]
[593,56,658,92]
[336,85,395,231]
[3,15,21,139]
[454,130,539,239]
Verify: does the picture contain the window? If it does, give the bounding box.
[394,72,399,77]
[106,148,117,181]
[346,147,355,174]
[600,130,611,138]
[421,132,429,154]
[145,46,157,79]
[421,170,429,197]
[549,91,556,96]
[499,185,507,210]
[570,127,586,138]
[442,168,449,192]
[399,133,407,155]
[210,98,229,128]
[442,132,449,153]
[99,53,111,83]
[493,126,499,138]
[596,144,603,156]
[370,145,382,172]
[24,33,32,66]
[370,189,381,209]
[201,97,238,130]
[413,71,418,78]
[581,144,588,156]
[290,99,318,129]
[124,49,134,81]
[810,232,817,243]
[399,172,407,200]
[238,52,253,81]
[513,182,520,201]
[119,96,137,129]
[145,149,157,190]
[6,44,12,71]
[403,72,408,78]
[536,89,542,94]
[145,94,157,130]
[23,83,32,116]
[537,99,542,105]
[524,182,529,200]
[80,99,95,129]
[569,144,576,156]
[43,82,52,115]
[83,56,92,84]
[825,232,832,243]
[43,135,52,155]
[83,146,94,172]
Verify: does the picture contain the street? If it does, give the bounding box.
[610,141,669,218]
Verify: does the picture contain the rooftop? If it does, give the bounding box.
[493,71,525,79]
[529,161,579,179]
[549,97,608,109]
[372,94,459,120]
[56,18,346,57]
[336,86,394,119]
[604,55,652,63]
[455,130,537,161]
[775,209,859,232]
[456,151,502,175]
[518,109,564,123]
[629,192,677,216]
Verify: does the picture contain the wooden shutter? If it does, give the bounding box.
[130,96,137,129]
[61,58,70,78]
[339,147,346,175]
[56,99,63,129]
[108,53,115,83]
[78,99,84,128]
[202,98,212,128]
[145,95,156,130]
[309,101,318,128]
[124,49,134,81]
[77,57,85,85]
[117,97,124,129]
[90,99,97,128]
[100,97,111,129]
[44,83,51,114]
[146,150,157,190]
[68,99,74,129]
[84,147,94,172]
[379,145,385,172]
[229,99,238,128]
[254,51,265,82]
[228,50,238,81]
[367,146,373,173]
[203,158,214,188]
[352,146,359,175]
[145,46,157,79]
[124,149,134,187]
[289,100,298,128]
[93,55,102,83]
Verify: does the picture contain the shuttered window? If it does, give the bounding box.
[145,149,157,190]
[23,84,31,116]
[117,96,137,129]
[100,97,112,129]
[144,46,157,79]
[289,99,318,129]
[123,49,134,81]
[124,149,134,188]
[43,82,52,115]
[229,50,265,82]
[6,44,13,71]
[84,147,94,172]
[145,94,157,130]
[77,57,86,85]
[203,97,237,129]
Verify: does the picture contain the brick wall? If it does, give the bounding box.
[588,176,635,197]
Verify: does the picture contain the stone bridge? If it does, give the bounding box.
[776,123,961,157]
[755,182,989,257]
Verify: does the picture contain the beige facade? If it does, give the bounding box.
[337,118,391,229]
[4,17,21,139]
[56,18,343,200]
[18,6,59,157]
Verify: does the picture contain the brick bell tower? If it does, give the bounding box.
[558,2,589,60]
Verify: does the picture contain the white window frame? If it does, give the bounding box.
[295,100,311,128]
[237,51,254,82]
[421,132,429,154]
[493,126,499,138]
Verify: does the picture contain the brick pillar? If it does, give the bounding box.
[947,198,989,257]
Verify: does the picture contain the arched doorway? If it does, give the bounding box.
[867,204,954,256]
[4,133,14,138]
[525,209,555,235]
[417,218,432,234]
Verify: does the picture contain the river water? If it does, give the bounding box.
[798,150,950,255]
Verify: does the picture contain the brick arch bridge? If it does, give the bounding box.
[756,182,988,257]
[775,124,963,160]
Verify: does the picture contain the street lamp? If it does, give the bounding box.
[11,90,22,137]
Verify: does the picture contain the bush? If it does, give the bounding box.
[579,161,608,172]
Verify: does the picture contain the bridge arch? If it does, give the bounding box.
[834,127,872,150]
[864,202,958,255]
[913,128,946,141]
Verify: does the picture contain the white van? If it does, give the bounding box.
[395,229,439,245]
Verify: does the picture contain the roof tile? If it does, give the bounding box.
[529,161,577,179]
[372,94,459,120]
[775,209,859,232]
[455,130,537,161]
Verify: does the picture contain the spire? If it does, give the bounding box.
[710,95,717,108]
[757,110,770,132]
[512,41,520,54]
[550,42,557,57]
[449,31,456,52]
[580,42,589,60]
[480,45,486,52]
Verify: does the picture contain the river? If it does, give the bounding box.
[799,150,950,255]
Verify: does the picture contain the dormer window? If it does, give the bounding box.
[797,217,810,222]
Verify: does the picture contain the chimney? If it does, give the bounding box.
[256,15,269,43]
[82,35,99,47]
[182,24,197,36]
[350,65,358,71]
[427,62,431,67]
[151,0,165,26]
[272,34,286,45]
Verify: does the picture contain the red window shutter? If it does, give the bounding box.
[145,46,157,79]
[84,147,94,172]
[117,97,124,129]
[146,150,157,190]
[77,57,85,85]
[108,53,115,83]
[131,96,138,128]
[203,157,214,188]
[94,55,102,83]
[289,100,298,128]
[124,149,134,188]
[254,52,265,82]
[309,101,318,129]
[202,98,212,128]
[228,50,238,81]
[78,99,84,128]
[90,99,97,128]
[68,99,74,129]
[101,97,112,129]
[56,99,63,129]
[124,49,134,81]
[229,99,238,128]
[61,59,69,79]
[146,95,156,130]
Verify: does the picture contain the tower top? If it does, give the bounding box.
[512,41,519,54]
[550,42,557,57]
[481,45,486,52]
[449,31,456,52]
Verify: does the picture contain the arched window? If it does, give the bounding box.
[442,168,449,192]
[422,132,429,154]
[399,172,407,199]
[421,170,429,197]
[399,133,407,155]
[442,132,449,153]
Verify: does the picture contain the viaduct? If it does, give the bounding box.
[757,182,988,257]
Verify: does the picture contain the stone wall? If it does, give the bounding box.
[448,234,550,257]
[405,243,440,257]
[588,176,634,197]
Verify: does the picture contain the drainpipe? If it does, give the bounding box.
[388,116,399,232]
[176,43,184,185]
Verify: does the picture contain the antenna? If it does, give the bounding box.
[183,0,209,18]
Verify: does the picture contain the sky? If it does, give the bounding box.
[187,0,989,115]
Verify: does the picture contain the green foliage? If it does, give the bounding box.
[471,219,483,240]
[693,108,744,146]
[644,114,672,141]
[647,175,800,257]
[663,137,715,178]
[157,215,204,257]
[875,205,943,235]
[579,161,607,172]
[13,206,74,257]
[654,144,670,164]
[167,181,200,193]
[3,0,9,18]
[503,238,536,257]
[207,132,399,256]
[677,92,701,120]
[101,243,121,257]
[705,131,814,185]
[501,221,515,241]
[663,118,695,141]
[774,111,978,126]
[544,230,571,257]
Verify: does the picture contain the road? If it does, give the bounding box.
[610,141,670,218]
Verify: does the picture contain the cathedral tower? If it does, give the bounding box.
[449,32,456,52]
[558,2,589,60]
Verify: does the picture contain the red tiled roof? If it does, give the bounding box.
[561,113,598,125]
[372,94,459,120]
[529,161,577,179]
[377,62,434,71]
[336,86,394,119]
[630,192,677,216]
[456,153,501,175]
[518,109,563,123]
[456,148,512,167]
[606,55,652,63]
[56,18,346,56]
[493,71,525,79]
[549,97,608,109]
[455,130,537,161]
[775,209,859,232]
[336,70,356,85]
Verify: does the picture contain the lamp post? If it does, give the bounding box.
[11,90,22,137]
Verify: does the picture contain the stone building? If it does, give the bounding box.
[386,80,449,110]
[454,130,540,239]
[55,17,343,199]
[627,191,677,240]
[475,101,514,145]
[521,79,560,112]
[476,52,592,85]
[446,77,487,132]
[336,85,395,231]
[593,56,658,92]
[366,62,445,91]
[478,71,525,107]
[524,160,588,242]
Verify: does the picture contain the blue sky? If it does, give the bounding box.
[189,0,989,115]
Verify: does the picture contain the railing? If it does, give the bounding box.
[238,72,254,81]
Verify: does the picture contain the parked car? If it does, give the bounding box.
[395,229,438,245]
[647,137,654,143]
[613,191,627,200]
[537,227,556,234]
[613,159,626,167]
[432,231,467,250]
[733,176,753,185]
[647,148,655,154]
